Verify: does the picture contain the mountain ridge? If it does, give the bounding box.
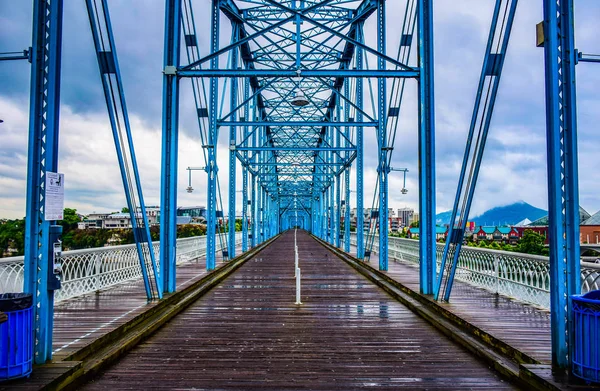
[436,201,547,226]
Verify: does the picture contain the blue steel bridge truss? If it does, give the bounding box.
[1,0,596,373]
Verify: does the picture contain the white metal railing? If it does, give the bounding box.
[349,233,600,309]
[0,233,243,302]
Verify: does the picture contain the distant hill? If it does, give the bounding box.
[436,201,547,226]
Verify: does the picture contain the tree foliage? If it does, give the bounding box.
[517,229,546,255]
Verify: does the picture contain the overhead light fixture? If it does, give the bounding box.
[290,90,309,107]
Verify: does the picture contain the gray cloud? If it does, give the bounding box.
[0,1,599,220]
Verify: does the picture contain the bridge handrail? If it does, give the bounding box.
[0,233,243,302]
[350,233,600,310]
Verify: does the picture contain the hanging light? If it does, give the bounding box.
[290,90,309,107]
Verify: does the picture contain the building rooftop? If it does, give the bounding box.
[582,210,600,225]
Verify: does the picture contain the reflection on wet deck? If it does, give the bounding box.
[352,248,552,364]
[52,250,235,359]
[83,231,515,390]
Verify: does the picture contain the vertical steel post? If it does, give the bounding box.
[335,100,342,248]
[24,0,63,364]
[251,174,257,247]
[418,0,436,294]
[242,78,249,252]
[377,0,389,271]
[356,26,365,259]
[228,24,239,259]
[160,0,181,293]
[542,0,580,368]
[206,0,220,270]
[344,82,351,252]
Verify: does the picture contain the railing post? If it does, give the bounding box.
[94,254,101,292]
[494,254,499,295]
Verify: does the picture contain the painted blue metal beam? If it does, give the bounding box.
[356,23,365,260]
[221,121,377,127]
[228,23,240,260]
[24,0,63,364]
[85,0,162,300]
[377,0,388,272]
[242,78,250,252]
[418,0,436,295]
[160,0,181,294]
[435,0,518,302]
[0,49,30,61]
[206,0,220,271]
[542,0,581,369]
[178,69,418,78]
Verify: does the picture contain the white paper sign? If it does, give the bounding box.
[45,172,65,221]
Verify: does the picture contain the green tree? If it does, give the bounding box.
[0,218,26,257]
[410,220,419,228]
[518,229,545,255]
[121,207,130,213]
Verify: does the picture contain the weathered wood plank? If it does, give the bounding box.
[83,231,516,390]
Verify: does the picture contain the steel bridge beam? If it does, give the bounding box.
[160,0,181,293]
[24,0,64,364]
[418,0,436,295]
[542,0,580,369]
[178,69,418,78]
[206,0,220,271]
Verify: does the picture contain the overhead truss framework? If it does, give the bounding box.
[161,0,432,281]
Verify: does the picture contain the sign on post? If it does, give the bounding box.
[45,172,64,221]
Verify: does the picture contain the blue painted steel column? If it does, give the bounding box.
[160,0,181,293]
[242,78,249,252]
[377,0,389,271]
[418,0,436,294]
[356,26,365,259]
[251,174,257,247]
[206,0,220,270]
[261,187,266,242]
[335,103,342,248]
[257,180,262,243]
[344,81,351,253]
[542,0,581,368]
[228,24,239,259]
[24,0,63,364]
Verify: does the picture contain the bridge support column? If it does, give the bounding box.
[228,24,239,259]
[542,0,580,369]
[206,0,220,270]
[24,0,64,364]
[160,0,181,293]
[418,0,437,294]
[344,82,351,253]
[356,26,365,259]
[242,79,250,252]
[377,0,389,271]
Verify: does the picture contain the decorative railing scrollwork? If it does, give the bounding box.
[0,233,242,302]
[349,233,600,309]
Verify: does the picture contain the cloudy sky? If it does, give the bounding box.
[0,0,599,220]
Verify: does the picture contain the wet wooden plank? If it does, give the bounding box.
[353,249,552,364]
[83,231,516,390]
[52,250,238,359]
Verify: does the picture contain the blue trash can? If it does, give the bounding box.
[572,290,600,384]
[0,293,34,381]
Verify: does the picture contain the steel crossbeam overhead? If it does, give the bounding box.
[165,0,414,264]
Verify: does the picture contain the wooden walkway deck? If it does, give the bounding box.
[349,248,552,364]
[83,231,516,390]
[52,249,234,360]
